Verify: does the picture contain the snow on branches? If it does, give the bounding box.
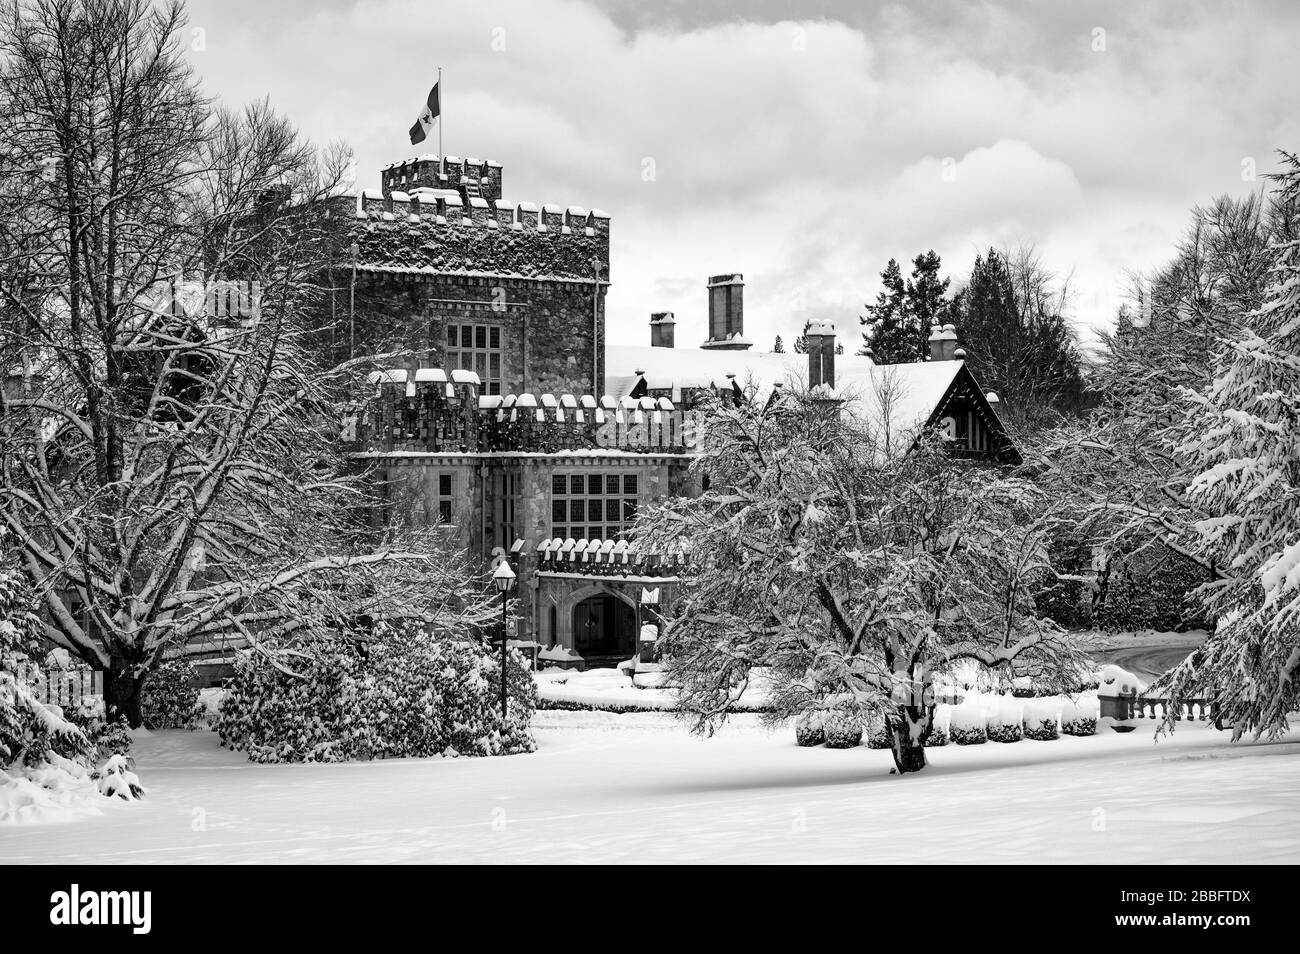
[0,1,447,725]
[634,385,1085,774]
[1158,157,1300,737]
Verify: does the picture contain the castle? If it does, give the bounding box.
[328,153,1017,667]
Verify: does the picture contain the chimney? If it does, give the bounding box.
[927,322,959,361]
[805,320,836,390]
[650,311,675,348]
[702,273,751,350]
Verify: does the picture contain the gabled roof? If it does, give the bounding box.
[608,345,953,430]
[605,344,1019,462]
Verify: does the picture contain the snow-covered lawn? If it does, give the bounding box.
[2,715,1297,864]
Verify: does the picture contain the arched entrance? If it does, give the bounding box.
[572,593,636,664]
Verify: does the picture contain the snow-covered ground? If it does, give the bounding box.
[2,715,1297,864]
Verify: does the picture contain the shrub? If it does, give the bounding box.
[865,714,892,749]
[822,710,862,748]
[1061,695,1099,736]
[921,724,949,747]
[949,699,986,745]
[216,628,537,763]
[794,710,825,747]
[1062,717,1097,736]
[141,658,202,729]
[1021,698,1060,741]
[986,699,1023,743]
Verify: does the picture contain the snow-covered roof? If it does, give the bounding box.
[605,344,966,435]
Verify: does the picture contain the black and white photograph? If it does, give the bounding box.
[0,0,1296,909]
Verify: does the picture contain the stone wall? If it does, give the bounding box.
[321,273,606,397]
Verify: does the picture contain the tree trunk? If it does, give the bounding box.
[104,664,146,728]
[889,706,931,774]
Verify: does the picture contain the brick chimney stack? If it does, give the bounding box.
[701,273,751,350]
[650,312,676,348]
[805,320,836,390]
[927,323,959,361]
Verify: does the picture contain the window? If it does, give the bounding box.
[437,472,454,524]
[498,472,518,549]
[549,470,640,541]
[443,322,503,394]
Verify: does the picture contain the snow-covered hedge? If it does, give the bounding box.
[1022,698,1060,741]
[986,698,1024,743]
[948,698,987,745]
[141,658,202,729]
[216,631,536,763]
[1061,695,1099,736]
[794,710,825,747]
[865,714,892,749]
[822,710,863,748]
[922,706,950,747]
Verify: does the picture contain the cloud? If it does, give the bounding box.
[183,0,1300,351]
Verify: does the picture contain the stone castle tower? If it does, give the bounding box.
[324,154,611,397]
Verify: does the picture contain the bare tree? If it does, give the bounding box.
[0,0,454,725]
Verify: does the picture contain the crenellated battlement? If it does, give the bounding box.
[381,155,504,203]
[353,189,610,239]
[343,186,610,283]
[347,368,691,455]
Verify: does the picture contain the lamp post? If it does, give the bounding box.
[492,561,516,722]
[638,586,661,666]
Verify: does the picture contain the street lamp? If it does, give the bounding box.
[638,585,661,666]
[492,560,517,722]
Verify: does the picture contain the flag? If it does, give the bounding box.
[408,82,440,145]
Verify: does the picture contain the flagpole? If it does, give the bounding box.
[437,66,443,176]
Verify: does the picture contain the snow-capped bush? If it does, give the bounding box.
[62,696,132,762]
[95,754,145,801]
[141,658,202,729]
[822,709,862,748]
[948,698,987,745]
[216,627,537,763]
[986,698,1024,743]
[1022,698,1061,741]
[1061,694,1099,736]
[865,713,892,749]
[794,710,825,747]
[923,706,951,747]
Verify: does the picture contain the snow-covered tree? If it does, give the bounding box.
[1041,181,1299,625]
[1157,156,1300,737]
[635,385,1085,774]
[0,0,446,725]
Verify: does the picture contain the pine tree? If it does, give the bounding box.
[905,250,950,361]
[1160,157,1300,738]
[859,253,952,363]
[859,258,908,360]
[955,247,1084,433]
[772,335,785,353]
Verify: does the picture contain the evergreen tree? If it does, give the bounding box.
[955,246,1084,433]
[905,250,950,360]
[858,258,908,360]
[859,253,952,363]
[772,335,785,353]
[1160,156,1300,738]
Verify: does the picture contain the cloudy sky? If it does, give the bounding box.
[184,0,1298,352]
